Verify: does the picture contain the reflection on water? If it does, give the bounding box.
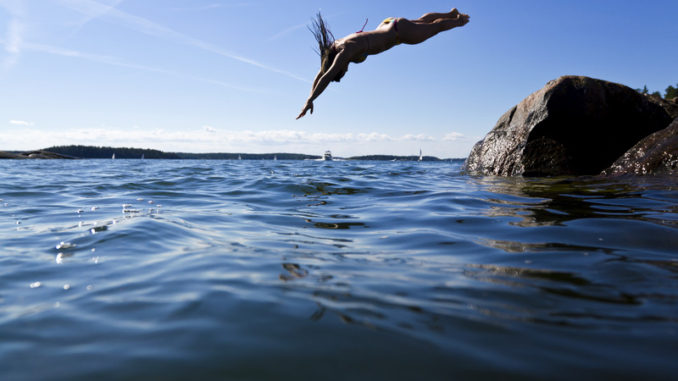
[1,160,677,380]
[475,176,678,227]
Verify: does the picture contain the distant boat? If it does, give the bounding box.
[238,154,242,160]
[322,150,333,161]
[112,153,116,160]
[418,149,423,162]
[273,155,277,161]
[141,154,144,160]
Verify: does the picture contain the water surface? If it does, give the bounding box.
[1,160,677,380]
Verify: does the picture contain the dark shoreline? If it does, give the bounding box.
[0,146,453,161]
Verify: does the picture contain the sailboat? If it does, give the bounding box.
[418,149,423,162]
[112,153,116,160]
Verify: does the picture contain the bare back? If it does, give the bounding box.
[334,20,400,59]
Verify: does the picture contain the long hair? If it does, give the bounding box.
[309,12,337,75]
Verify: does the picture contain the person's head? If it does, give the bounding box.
[311,12,345,83]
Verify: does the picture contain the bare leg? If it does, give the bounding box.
[397,14,469,45]
[414,8,459,24]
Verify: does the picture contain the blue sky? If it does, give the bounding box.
[1,0,676,158]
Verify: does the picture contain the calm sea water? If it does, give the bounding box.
[1,159,677,380]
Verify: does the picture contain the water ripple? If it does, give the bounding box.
[1,160,677,379]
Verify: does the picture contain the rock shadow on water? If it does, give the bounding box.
[474,176,677,228]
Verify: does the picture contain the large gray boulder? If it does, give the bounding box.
[602,118,678,176]
[464,76,673,176]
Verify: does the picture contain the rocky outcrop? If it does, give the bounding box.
[0,150,76,159]
[464,76,673,176]
[602,118,678,176]
[647,94,678,119]
[0,151,22,159]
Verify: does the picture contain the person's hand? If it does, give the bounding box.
[296,101,314,119]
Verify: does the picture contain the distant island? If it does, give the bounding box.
[0,145,451,161]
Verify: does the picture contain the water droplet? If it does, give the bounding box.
[30,282,41,288]
[56,242,76,250]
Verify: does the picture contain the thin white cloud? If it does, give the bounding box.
[9,41,266,93]
[56,0,308,82]
[1,0,24,70]
[401,134,435,142]
[3,127,475,157]
[5,127,450,146]
[9,119,34,126]
[69,0,124,33]
[270,22,307,41]
[170,2,254,12]
[443,132,465,141]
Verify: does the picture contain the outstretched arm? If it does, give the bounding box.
[310,69,323,94]
[297,51,350,119]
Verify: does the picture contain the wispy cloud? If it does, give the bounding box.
[8,40,266,93]
[169,2,254,12]
[9,119,34,126]
[5,127,442,147]
[4,127,474,157]
[443,132,465,141]
[68,0,124,33]
[56,0,307,82]
[402,134,435,142]
[269,21,307,41]
[1,0,25,70]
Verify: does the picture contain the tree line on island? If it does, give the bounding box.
[637,82,678,99]
[39,145,446,161]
